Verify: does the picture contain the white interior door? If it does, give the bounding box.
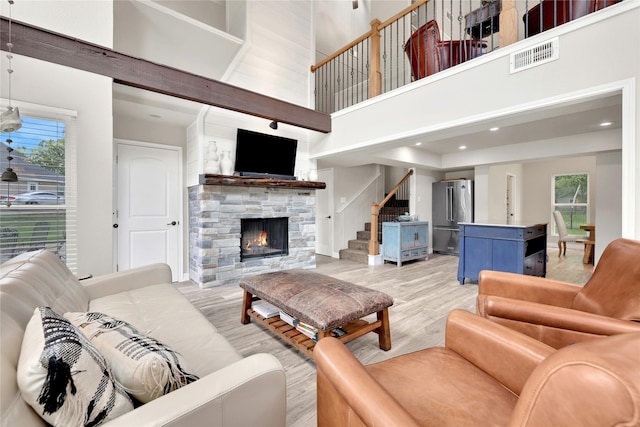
[316,168,334,257]
[117,142,181,281]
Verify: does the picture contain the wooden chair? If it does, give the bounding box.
[552,210,578,256]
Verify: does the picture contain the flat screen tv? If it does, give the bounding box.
[234,128,298,179]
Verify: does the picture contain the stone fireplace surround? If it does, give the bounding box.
[189,174,326,288]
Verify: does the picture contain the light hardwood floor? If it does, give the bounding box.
[175,243,593,427]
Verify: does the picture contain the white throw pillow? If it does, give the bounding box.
[17,307,133,427]
[64,311,199,403]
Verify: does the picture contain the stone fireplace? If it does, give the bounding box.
[189,174,325,288]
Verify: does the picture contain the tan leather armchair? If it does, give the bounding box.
[477,237,640,349]
[314,309,640,427]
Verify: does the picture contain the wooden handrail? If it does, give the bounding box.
[310,0,429,73]
[369,169,414,256]
[377,0,429,30]
[310,27,375,72]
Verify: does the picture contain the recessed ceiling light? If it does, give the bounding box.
[599,121,613,127]
[489,127,499,132]
[415,142,422,146]
[459,145,467,150]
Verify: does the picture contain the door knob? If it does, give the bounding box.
[112,224,118,228]
[167,221,177,226]
[324,216,331,219]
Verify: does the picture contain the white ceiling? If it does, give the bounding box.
[376,94,622,156]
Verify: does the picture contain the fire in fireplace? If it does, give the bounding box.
[241,217,289,260]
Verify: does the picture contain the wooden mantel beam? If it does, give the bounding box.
[0,17,331,133]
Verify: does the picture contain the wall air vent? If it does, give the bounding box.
[510,37,559,74]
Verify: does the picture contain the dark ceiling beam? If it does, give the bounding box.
[0,17,331,133]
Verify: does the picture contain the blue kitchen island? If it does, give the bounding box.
[457,221,547,285]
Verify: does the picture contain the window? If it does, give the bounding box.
[1,108,77,272]
[552,173,588,236]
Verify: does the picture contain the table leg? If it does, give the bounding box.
[376,308,392,351]
[583,243,594,265]
[241,290,253,324]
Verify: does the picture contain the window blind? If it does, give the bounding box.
[1,109,77,272]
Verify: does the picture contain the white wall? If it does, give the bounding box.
[385,166,409,191]
[0,1,114,276]
[155,0,226,30]
[332,165,384,253]
[595,151,623,261]
[113,115,187,148]
[487,163,524,223]
[227,1,314,106]
[474,165,490,222]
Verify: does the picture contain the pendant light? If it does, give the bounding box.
[2,0,21,205]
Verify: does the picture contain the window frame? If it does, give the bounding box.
[0,101,78,272]
[551,172,590,237]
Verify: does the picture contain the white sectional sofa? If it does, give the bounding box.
[1,249,286,426]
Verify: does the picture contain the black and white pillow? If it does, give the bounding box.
[64,311,199,403]
[17,307,133,426]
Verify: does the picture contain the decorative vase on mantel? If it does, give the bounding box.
[204,140,220,174]
[220,150,234,176]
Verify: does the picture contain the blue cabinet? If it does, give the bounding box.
[457,222,547,284]
[382,221,429,266]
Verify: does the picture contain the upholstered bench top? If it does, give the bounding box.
[239,269,393,331]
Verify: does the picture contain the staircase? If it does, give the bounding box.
[339,203,409,264]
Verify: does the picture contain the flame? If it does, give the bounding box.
[258,231,268,246]
[246,231,268,250]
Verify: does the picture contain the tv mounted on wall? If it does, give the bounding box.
[234,128,298,180]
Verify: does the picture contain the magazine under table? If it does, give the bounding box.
[239,270,393,358]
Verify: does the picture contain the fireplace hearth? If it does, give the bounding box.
[241,217,288,260]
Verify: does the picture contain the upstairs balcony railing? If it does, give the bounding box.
[311,0,622,115]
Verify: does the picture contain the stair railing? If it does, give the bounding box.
[369,169,413,256]
[311,0,521,115]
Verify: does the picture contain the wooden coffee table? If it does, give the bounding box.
[240,270,393,358]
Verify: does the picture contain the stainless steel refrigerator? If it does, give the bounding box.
[432,180,474,254]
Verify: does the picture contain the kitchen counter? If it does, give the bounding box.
[457,222,548,284]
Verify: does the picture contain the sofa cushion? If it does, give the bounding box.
[0,250,89,315]
[65,311,199,403]
[17,307,133,426]
[89,283,243,377]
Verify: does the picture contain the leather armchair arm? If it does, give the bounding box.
[445,310,554,395]
[103,353,286,427]
[82,263,173,300]
[484,296,640,336]
[511,332,640,427]
[477,270,580,316]
[314,337,420,427]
